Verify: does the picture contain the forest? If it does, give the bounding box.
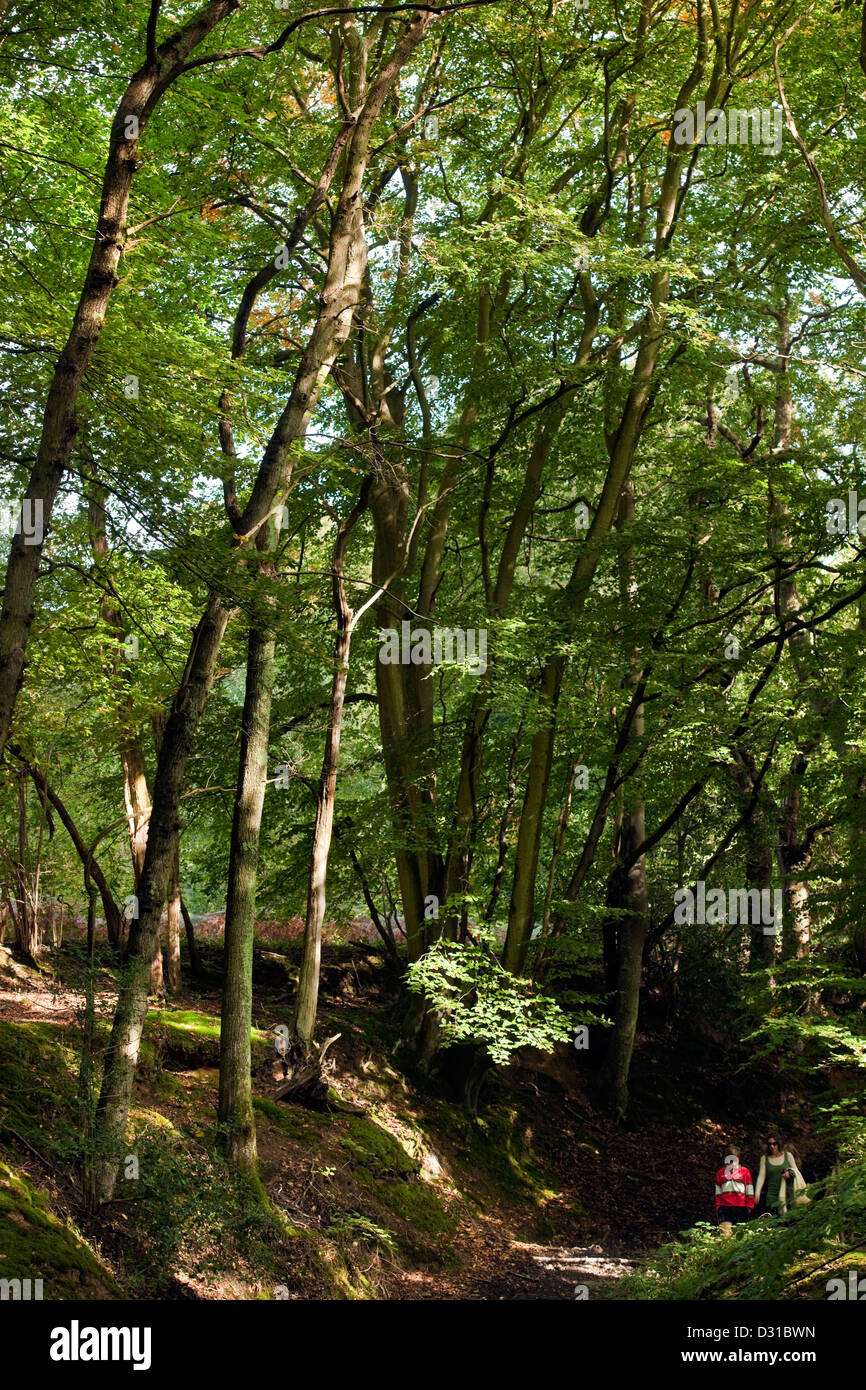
[0,0,864,1344]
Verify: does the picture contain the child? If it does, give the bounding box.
[714,1145,755,1236]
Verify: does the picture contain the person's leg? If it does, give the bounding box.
[720,1221,732,1238]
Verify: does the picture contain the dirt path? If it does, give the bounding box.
[515,1242,637,1298]
[387,1226,639,1300]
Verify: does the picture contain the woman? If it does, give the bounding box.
[754,1134,806,1215]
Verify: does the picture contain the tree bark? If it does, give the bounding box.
[92,592,231,1202]
[11,749,124,947]
[165,842,182,994]
[0,1,241,760]
[217,622,275,1172]
[293,485,368,1053]
[599,478,650,1121]
[91,11,438,1195]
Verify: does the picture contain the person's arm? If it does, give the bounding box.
[787,1153,805,1184]
[753,1154,766,1205]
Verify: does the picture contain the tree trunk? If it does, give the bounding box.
[181,898,204,977]
[293,487,367,1053]
[89,482,153,927]
[150,931,165,997]
[14,774,37,959]
[165,843,182,994]
[501,84,699,975]
[599,478,649,1121]
[90,8,437,1202]
[92,594,231,1201]
[0,1,241,760]
[217,623,275,1172]
[11,749,124,947]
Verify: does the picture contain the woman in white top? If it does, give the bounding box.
[754,1134,806,1214]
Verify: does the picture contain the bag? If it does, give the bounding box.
[788,1153,810,1205]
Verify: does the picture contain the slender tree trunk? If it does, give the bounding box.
[217,624,275,1171]
[181,898,204,976]
[501,64,702,975]
[150,926,165,996]
[0,1,241,759]
[165,843,182,994]
[93,594,231,1201]
[11,749,124,946]
[368,464,427,961]
[14,774,37,959]
[293,488,367,1053]
[599,478,650,1120]
[91,9,437,1200]
[501,317,668,974]
[89,483,152,939]
[734,758,777,974]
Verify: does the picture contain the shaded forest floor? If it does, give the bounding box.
[0,932,840,1300]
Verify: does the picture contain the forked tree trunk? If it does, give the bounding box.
[501,64,707,976]
[92,10,438,1198]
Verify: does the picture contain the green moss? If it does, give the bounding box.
[372,1176,456,1235]
[0,1162,121,1299]
[0,1020,78,1159]
[144,1010,270,1068]
[152,1069,184,1099]
[339,1117,419,1178]
[155,1009,223,1038]
[253,1096,330,1138]
[129,1107,179,1135]
[455,1106,552,1204]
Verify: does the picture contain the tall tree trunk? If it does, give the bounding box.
[88,482,153,941]
[92,593,231,1203]
[368,462,427,961]
[14,774,37,959]
[732,753,777,974]
[599,478,649,1121]
[501,310,671,975]
[217,623,275,1172]
[165,843,182,994]
[501,49,714,975]
[0,1,241,760]
[293,486,367,1053]
[91,11,437,1199]
[181,898,204,977]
